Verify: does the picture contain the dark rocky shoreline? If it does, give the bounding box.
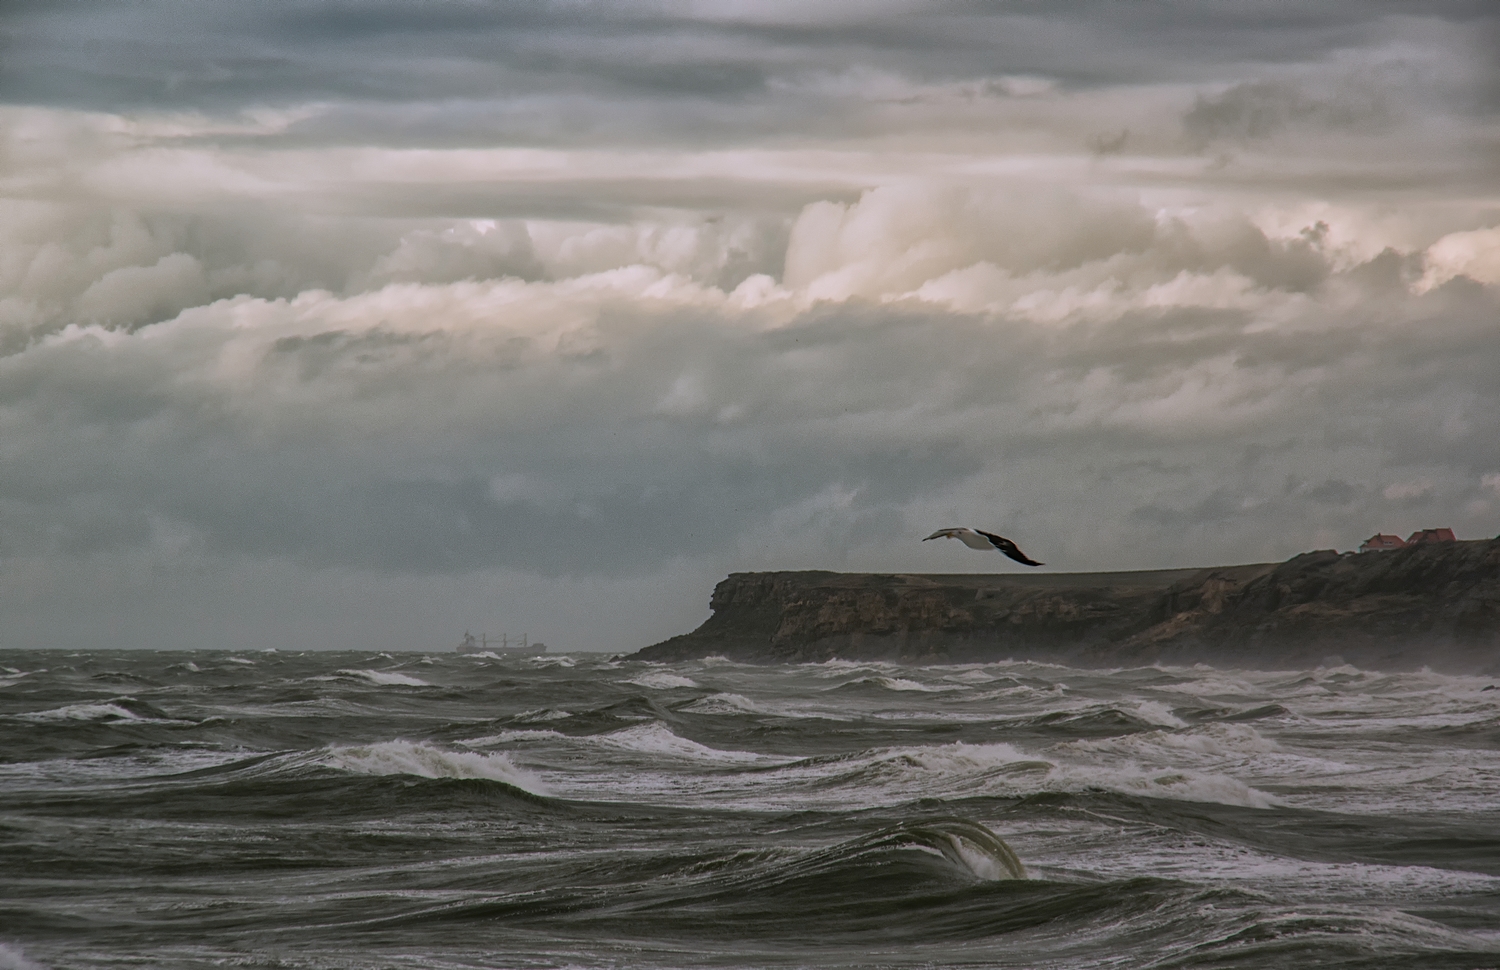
[635,537,1500,672]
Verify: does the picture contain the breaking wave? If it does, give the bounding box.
[679,692,763,714]
[0,943,46,970]
[9,699,193,726]
[759,739,1282,809]
[316,740,548,794]
[627,671,700,689]
[329,668,430,687]
[592,722,784,764]
[9,650,1499,969]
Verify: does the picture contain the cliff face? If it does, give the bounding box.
[635,538,1500,672]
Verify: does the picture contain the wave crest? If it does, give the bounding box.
[317,740,548,794]
[627,672,700,689]
[594,722,783,764]
[331,668,430,687]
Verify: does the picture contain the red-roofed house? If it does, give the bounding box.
[1359,534,1407,552]
[1406,527,1457,545]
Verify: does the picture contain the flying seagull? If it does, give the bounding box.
[923,528,1044,566]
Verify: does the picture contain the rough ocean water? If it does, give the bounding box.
[2,650,1499,970]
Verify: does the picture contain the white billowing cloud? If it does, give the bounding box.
[1418,227,1500,291]
[529,217,788,289]
[1,3,1498,651]
[780,183,1356,325]
[364,221,542,287]
[75,252,209,328]
[2,172,1498,604]
[783,184,1156,301]
[2,193,1496,592]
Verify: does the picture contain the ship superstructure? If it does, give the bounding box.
[456,631,547,656]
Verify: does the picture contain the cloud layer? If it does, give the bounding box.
[2,2,1498,650]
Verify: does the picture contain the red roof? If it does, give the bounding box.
[1406,528,1456,544]
[1359,534,1407,552]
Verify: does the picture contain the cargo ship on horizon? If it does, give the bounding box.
[456,632,547,656]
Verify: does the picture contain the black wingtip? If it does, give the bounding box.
[976,529,1043,567]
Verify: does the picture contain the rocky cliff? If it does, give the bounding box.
[635,538,1500,672]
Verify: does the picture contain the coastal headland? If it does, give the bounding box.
[635,537,1500,672]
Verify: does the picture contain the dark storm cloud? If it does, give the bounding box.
[4,1,1495,139]
[3,247,1498,579]
[3,1,1499,650]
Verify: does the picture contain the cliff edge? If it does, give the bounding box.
[635,538,1500,672]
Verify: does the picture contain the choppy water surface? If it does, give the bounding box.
[2,650,1499,969]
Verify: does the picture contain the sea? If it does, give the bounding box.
[2,649,1499,970]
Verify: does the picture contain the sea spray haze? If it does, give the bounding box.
[3,650,1500,968]
[4,5,1500,962]
[0,3,1499,650]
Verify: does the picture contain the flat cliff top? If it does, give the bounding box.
[639,539,1500,671]
[730,564,1274,590]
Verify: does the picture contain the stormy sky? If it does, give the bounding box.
[2,1,1498,652]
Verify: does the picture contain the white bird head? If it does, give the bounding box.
[923,527,993,549]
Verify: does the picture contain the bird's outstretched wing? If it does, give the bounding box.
[976,530,1044,566]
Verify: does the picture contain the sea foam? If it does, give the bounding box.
[593,722,782,764]
[628,672,700,689]
[318,740,547,793]
[764,739,1282,810]
[10,701,191,725]
[680,692,762,715]
[332,668,429,687]
[0,943,46,970]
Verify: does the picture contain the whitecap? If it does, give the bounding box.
[1154,674,1258,697]
[10,702,193,726]
[318,740,547,793]
[812,660,891,678]
[778,739,1280,810]
[627,672,699,689]
[13,702,146,723]
[458,729,567,747]
[592,722,783,764]
[1132,700,1188,728]
[878,677,941,692]
[680,692,762,715]
[1070,765,1282,808]
[827,675,950,693]
[945,669,998,684]
[893,741,1039,776]
[0,941,46,970]
[513,708,572,722]
[1066,722,1279,761]
[333,668,429,687]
